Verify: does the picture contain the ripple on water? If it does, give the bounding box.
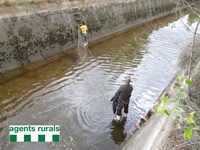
[77,95,114,131]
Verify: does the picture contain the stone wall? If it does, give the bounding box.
[0,0,176,73]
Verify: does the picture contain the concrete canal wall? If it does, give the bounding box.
[0,0,176,73]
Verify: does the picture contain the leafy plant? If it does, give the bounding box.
[183,127,193,140]
[156,76,199,141]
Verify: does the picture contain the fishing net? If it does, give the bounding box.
[76,30,90,62]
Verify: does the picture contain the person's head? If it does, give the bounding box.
[124,76,131,84]
[82,21,85,25]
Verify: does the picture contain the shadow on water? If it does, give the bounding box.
[110,119,127,145]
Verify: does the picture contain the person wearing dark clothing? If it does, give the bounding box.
[115,76,133,121]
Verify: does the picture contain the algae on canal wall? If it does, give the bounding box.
[0,0,176,73]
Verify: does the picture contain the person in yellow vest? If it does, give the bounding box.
[79,21,88,44]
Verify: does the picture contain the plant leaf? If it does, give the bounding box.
[170,107,184,120]
[177,92,187,100]
[164,109,170,116]
[193,112,198,119]
[190,112,196,119]
[183,127,193,140]
[177,122,181,129]
[179,88,184,92]
[156,105,165,115]
[181,100,188,106]
[185,79,192,85]
[176,76,182,82]
[187,112,196,125]
[187,118,193,124]
[162,96,169,104]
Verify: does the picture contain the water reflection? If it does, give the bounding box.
[110,119,127,145]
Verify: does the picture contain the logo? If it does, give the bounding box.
[9,125,60,142]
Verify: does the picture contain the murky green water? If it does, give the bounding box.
[0,13,198,150]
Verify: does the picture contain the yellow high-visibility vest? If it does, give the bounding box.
[79,25,88,34]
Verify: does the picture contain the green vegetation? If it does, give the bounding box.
[157,73,200,149]
[156,77,200,140]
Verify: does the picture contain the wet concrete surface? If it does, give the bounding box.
[0,13,198,150]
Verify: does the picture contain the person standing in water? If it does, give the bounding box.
[115,76,133,121]
[79,21,88,44]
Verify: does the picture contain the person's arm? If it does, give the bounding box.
[110,86,122,101]
[129,85,133,98]
[116,85,123,96]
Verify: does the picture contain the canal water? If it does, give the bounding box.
[0,13,198,150]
